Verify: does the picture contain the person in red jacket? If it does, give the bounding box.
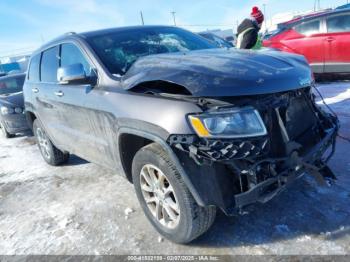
[236,6,264,49]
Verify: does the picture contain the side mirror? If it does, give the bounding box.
[57,63,88,84]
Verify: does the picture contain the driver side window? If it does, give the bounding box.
[60,43,91,75]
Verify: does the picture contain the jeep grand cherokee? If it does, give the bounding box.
[23,26,338,243]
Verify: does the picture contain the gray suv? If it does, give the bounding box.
[23,26,338,243]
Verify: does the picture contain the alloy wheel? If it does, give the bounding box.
[140,164,180,229]
[36,127,51,159]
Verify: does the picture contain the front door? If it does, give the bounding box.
[53,43,117,169]
[290,19,327,73]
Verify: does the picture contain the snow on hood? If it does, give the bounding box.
[122,48,313,97]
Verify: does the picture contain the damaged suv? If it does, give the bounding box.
[23,26,338,243]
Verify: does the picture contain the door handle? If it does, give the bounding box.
[54,91,64,97]
[32,88,39,93]
[326,37,335,42]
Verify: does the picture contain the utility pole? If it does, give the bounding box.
[171,11,176,26]
[263,4,267,32]
[314,0,321,11]
[140,11,144,25]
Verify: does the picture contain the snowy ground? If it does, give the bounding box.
[0,82,349,255]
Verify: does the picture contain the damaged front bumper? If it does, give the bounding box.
[233,126,337,212]
[168,88,339,216]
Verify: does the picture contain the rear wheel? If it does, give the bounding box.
[33,119,69,166]
[132,143,216,244]
[0,120,14,138]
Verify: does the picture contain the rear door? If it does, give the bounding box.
[24,53,41,116]
[289,19,327,73]
[324,12,350,73]
[35,46,68,147]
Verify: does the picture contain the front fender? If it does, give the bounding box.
[117,126,206,207]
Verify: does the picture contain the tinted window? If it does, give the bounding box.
[28,54,41,82]
[0,75,25,95]
[41,46,59,82]
[60,43,91,74]
[327,14,350,33]
[295,20,320,35]
[86,27,216,75]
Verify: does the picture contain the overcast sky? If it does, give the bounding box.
[0,0,348,57]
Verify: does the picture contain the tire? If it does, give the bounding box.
[0,120,14,138]
[132,143,216,244]
[33,119,69,166]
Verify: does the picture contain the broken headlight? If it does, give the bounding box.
[188,107,267,138]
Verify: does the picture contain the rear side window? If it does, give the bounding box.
[327,14,350,33]
[60,43,91,74]
[41,46,59,82]
[295,20,320,35]
[28,54,41,82]
[0,75,25,95]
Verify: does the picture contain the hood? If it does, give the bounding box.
[122,48,313,97]
[0,92,24,108]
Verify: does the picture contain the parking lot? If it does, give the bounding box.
[0,81,349,255]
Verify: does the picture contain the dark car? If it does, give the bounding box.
[0,73,28,138]
[262,8,350,74]
[198,32,234,48]
[23,26,338,243]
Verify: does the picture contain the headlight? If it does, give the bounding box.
[0,106,14,115]
[188,107,267,138]
[14,107,23,114]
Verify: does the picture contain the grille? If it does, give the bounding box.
[169,135,269,161]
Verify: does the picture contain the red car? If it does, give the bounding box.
[263,8,350,74]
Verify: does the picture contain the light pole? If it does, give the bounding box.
[140,11,144,25]
[171,11,176,26]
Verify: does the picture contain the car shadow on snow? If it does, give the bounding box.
[19,132,89,166]
[62,154,89,166]
[190,175,350,248]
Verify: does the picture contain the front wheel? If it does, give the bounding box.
[132,143,216,244]
[33,119,69,166]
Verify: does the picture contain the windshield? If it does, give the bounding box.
[86,27,216,76]
[199,33,233,48]
[0,75,25,95]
